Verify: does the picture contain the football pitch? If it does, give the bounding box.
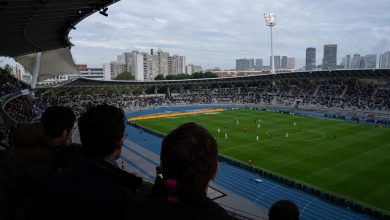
[135,109,390,212]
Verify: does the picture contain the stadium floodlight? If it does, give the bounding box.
[264,13,276,74]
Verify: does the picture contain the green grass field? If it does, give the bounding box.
[136,109,390,212]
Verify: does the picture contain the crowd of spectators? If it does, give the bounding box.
[2,70,390,126]
[3,83,390,125]
[0,68,27,97]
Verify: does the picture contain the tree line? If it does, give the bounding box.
[154,72,218,80]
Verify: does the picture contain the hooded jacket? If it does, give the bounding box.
[0,123,63,220]
[123,179,238,220]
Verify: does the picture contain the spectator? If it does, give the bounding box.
[123,122,237,220]
[29,105,150,220]
[269,200,300,220]
[0,106,76,220]
[0,126,9,156]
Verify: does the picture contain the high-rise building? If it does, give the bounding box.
[305,47,316,71]
[127,52,144,81]
[169,55,186,75]
[111,49,190,80]
[157,49,169,77]
[364,54,377,69]
[281,56,288,69]
[236,59,254,71]
[117,54,125,64]
[103,61,126,79]
[379,51,390,68]
[287,58,295,69]
[351,54,363,69]
[343,55,351,69]
[254,59,263,70]
[322,44,337,70]
[270,56,281,69]
[12,63,32,82]
[103,63,111,80]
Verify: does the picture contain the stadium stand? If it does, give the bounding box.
[2,69,390,219]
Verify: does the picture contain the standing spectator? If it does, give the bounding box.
[0,106,75,220]
[123,122,237,220]
[269,200,299,220]
[29,105,150,220]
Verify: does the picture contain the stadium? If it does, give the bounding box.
[1,1,390,220]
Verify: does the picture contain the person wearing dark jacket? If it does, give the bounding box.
[29,105,150,220]
[0,106,75,220]
[123,122,237,220]
[269,200,300,220]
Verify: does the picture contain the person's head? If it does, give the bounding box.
[269,200,299,220]
[41,106,75,145]
[160,122,218,190]
[78,105,125,159]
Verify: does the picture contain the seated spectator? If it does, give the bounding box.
[0,126,9,156]
[123,122,237,220]
[269,200,300,220]
[0,106,75,220]
[29,105,150,220]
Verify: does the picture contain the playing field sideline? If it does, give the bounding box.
[136,109,390,213]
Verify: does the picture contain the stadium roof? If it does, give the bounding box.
[50,69,390,88]
[0,0,119,57]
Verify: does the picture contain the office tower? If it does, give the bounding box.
[379,51,390,68]
[287,57,295,69]
[343,55,351,69]
[281,56,287,69]
[236,58,254,71]
[351,54,363,69]
[322,44,337,70]
[305,47,316,70]
[254,59,263,70]
[270,56,281,69]
[364,54,377,68]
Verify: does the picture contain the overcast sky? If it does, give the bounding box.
[3,0,390,70]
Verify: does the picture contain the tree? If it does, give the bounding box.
[176,73,191,80]
[154,74,165,80]
[165,75,176,80]
[191,72,217,79]
[3,64,12,74]
[120,87,130,94]
[114,71,134,80]
[203,71,218,78]
[132,87,143,96]
[191,72,203,79]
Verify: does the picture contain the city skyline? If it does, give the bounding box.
[1,0,390,70]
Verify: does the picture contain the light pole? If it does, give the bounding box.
[264,13,276,74]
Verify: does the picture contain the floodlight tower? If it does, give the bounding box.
[264,13,276,74]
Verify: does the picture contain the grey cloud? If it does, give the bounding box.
[70,0,390,69]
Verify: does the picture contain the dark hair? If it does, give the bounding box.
[41,106,75,138]
[78,105,125,157]
[161,122,218,189]
[269,200,299,220]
